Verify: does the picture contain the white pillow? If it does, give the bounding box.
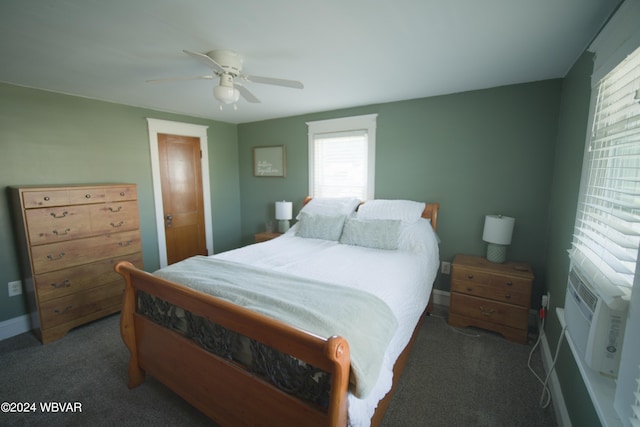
[398,218,438,253]
[357,199,426,223]
[296,197,360,220]
[339,217,401,250]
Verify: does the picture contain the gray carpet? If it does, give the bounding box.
[0,305,557,426]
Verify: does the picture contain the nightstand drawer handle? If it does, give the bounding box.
[54,305,73,314]
[466,287,473,292]
[506,281,513,286]
[467,274,474,279]
[50,280,71,289]
[505,294,511,299]
[47,252,65,261]
[479,306,495,316]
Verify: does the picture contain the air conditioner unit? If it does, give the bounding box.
[564,266,629,378]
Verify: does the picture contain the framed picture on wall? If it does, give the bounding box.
[253,145,286,177]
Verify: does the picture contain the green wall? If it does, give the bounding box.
[0,83,241,322]
[545,52,601,426]
[238,80,562,296]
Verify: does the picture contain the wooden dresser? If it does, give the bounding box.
[10,184,143,344]
[448,254,533,343]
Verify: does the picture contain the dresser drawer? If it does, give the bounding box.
[91,200,140,233]
[451,278,531,306]
[22,189,70,208]
[35,252,143,302]
[106,185,137,201]
[31,230,142,274]
[450,292,528,329]
[66,187,107,204]
[39,281,125,329]
[25,205,93,245]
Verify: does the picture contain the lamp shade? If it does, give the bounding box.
[482,215,515,245]
[275,201,292,220]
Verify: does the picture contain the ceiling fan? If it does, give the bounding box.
[148,49,304,108]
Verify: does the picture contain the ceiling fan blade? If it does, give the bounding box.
[235,84,261,103]
[146,75,214,83]
[242,74,304,89]
[183,49,226,74]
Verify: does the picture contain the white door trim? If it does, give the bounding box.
[146,118,213,268]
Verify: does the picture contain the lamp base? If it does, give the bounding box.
[486,243,507,263]
[278,220,290,233]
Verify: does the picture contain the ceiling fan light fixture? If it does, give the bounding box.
[213,85,240,104]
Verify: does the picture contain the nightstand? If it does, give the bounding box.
[254,231,282,243]
[448,254,533,343]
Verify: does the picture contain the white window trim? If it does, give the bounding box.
[306,114,377,200]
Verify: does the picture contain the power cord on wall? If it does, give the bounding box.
[527,293,567,409]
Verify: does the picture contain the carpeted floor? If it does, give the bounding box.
[0,305,557,426]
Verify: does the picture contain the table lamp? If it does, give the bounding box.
[275,201,292,233]
[482,214,515,263]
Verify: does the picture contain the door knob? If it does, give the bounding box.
[166,214,173,227]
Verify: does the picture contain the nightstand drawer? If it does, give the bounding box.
[451,278,530,306]
[452,267,491,284]
[450,293,528,329]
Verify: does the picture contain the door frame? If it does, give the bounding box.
[147,118,213,268]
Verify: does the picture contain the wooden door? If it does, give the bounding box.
[157,133,207,265]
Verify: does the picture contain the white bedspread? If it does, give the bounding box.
[213,225,439,426]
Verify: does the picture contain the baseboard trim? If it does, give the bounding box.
[539,323,572,427]
[0,314,30,341]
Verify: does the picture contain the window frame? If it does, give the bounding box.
[306,114,377,200]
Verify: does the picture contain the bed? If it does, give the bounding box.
[115,198,440,426]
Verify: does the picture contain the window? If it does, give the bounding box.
[571,45,640,298]
[307,114,377,200]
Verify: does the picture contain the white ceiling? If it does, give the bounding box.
[0,0,621,124]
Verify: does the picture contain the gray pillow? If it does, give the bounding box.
[340,217,401,250]
[296,212,346,241]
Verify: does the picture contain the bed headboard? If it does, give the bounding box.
[301,197,440,232]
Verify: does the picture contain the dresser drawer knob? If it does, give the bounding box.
[479,306,495,316]
[467,274,474,279]
[119,240,133,247]
[54,305,73,314]
[52,228,71,236]
[120,191,125,196]
[47,252,65,261]
[466,287,473,292]
[110,221,124,228]
[44,196,50,201]
[108,206,122,212]
[506,281,513,286]
[50,211,68,219]
[50,280,71,289]
[505,294,511,299]
[85,194,92,199]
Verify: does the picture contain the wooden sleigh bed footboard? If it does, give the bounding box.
[116,261,351,427]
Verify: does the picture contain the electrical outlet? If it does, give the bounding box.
[441,261,451,275]
[8,280,22,297]
[541,292,550,308]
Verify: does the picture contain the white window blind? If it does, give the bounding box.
[571,45,640,298]
[312,130,369,199]
[307,114,377,200]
